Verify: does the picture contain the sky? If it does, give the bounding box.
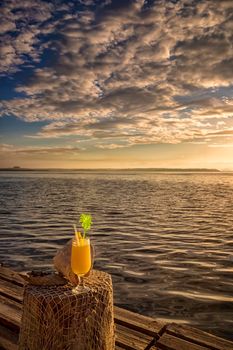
[0,0,233,170]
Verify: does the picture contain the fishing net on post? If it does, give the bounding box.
[19,241,115,350]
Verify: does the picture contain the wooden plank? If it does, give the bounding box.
[0,324,18,350]
[0,278,24,303]
[0,294,22,330]
[115,323,154,350]
[166,323,233,350]
[0,294,22,312]
[157,333,210,350]
[0,266,26,287]
[114,306,165,338]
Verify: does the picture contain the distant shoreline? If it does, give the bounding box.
[0,167,224,172]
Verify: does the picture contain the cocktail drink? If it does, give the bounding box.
[71,213,93,294]
[71,238,91,276]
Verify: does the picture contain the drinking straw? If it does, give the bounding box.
[73,224,80,244]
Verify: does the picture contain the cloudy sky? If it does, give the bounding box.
[0,0,233,169]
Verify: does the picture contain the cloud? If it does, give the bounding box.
[0,0,55,74]
[207,129,233,136]
[0,143,81,155]
[95,143,132,149]
[208,143,233,148]
[0,0,233,148]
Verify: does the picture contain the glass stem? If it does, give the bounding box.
[77,275,81,285]
[80,276,84,288]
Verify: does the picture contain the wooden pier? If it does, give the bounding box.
[0,265,232,350]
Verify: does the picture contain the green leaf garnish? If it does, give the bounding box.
[79,213,92,238]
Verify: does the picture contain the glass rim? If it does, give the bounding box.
[72,236,90,246]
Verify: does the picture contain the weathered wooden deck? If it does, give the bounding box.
[0,266,232,350]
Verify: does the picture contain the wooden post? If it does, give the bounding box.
[19,270,115,350]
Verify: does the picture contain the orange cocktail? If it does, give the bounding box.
[71,238,91,276]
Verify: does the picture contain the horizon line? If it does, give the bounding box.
[1,167,231,172]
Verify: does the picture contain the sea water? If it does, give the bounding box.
[0,170,233,340]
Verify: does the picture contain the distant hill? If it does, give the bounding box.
[0,167,221,172]
[108,168,221,172]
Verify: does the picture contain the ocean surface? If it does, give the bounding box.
[0,170,233,340]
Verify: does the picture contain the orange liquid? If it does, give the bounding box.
[71,239,91,276]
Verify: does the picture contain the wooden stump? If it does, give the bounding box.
[19,270,115,350]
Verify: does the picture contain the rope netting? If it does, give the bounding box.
[19,241,115,350]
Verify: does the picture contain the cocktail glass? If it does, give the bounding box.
[71,237,92,294]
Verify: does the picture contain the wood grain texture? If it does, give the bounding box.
[166,323,233,350]
[157,333,211,350]
[115,323,153,350]
[0,266,25,287]
[0,324,18,350]
[0,294,21,330]
[0,278,24,303]
[114,305,164,338]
